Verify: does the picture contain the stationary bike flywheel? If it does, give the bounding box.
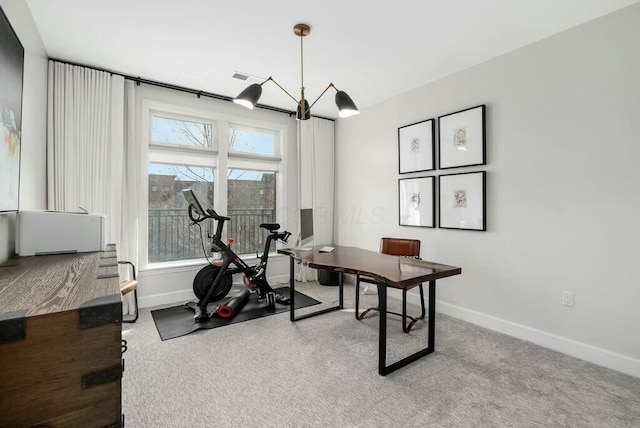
[193,264,233,302]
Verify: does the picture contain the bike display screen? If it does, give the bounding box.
[182,189,206,217]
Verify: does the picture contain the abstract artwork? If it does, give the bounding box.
[398,119,434,173]
[454,190,467,208]
[399,176,435,228]
[0,6,24,212]
[438,105,485,169]
[453,128,466,150]
[439,171,486,231]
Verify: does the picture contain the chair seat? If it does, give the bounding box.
[260,223,280,232]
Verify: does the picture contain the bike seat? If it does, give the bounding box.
[260,223,280,232]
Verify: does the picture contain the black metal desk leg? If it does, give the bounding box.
[428,280,435,350]
[339,272,344,308]
[378,282,387,375]
[288,257,343,322]
[379,280,437,376]
[289,256,295,322]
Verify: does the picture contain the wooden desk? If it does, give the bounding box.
[0,246,123,427]
[278,245,461,375]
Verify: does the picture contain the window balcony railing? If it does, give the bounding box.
[148,208,276,263]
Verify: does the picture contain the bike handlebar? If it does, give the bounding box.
[189,204,291,244]
[279,231,292,243]
[206,208,230,222]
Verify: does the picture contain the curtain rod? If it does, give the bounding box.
[48,58,334,122]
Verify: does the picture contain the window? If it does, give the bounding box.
[144,102,284,267]
[229,125,277,157]
[148,163,215,263]
[227,169,276,255]
[152,115,213,148]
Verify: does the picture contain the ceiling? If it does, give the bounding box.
[25,0,638,119]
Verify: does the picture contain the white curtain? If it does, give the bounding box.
[47,62,141,267]
[298,117,335,245]
[119,80,142,268]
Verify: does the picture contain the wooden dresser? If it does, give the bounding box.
[0,245,123,427]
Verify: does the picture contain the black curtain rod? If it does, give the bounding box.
[48,58,334,121]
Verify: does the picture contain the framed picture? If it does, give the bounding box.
[399,176,435,228]
[398,119,435,174]
[439,171,486,231]
[0,6,24,212]
[438,105,485,169]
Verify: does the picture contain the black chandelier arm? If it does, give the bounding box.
[262,76,299,104]
[307,83,338,111]
[233,23,358,120]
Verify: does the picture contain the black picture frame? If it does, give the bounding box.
[0,5,24,212]
[438,105,486,170]
[398,118,435,174]
[438,171,486,231]
[398,176,435,228]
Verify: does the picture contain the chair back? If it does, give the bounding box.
[380,238,420,258]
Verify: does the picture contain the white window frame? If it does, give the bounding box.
[140,99,287,271]
[149,109,217,152]
[228,122,281,161]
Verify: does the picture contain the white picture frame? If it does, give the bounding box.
[439,171,486,231]
[398,119,435,174]
[399,176,435,228]
[438,105,485,169]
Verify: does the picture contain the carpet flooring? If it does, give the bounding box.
[122,281,640,427]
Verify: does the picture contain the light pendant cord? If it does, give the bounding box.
[299,29,308,117]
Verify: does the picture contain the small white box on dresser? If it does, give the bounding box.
[16,210,105,256]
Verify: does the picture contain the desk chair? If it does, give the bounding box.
[118,261,139,323]
[355,238,425,333]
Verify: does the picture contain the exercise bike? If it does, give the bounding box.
[182,189,292,322]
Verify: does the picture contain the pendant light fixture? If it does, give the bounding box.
[233,23,359,120]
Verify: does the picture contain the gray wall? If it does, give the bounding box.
[0,0,48,263]
[335,4,640,376]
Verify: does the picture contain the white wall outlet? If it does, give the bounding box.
[562,291,575,307]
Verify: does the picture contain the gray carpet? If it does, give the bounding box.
[122,282,640,427]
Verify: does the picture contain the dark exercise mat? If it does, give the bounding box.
[151,287,320,341]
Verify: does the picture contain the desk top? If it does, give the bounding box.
[278,245,461,288]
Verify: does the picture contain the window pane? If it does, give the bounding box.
[152,116,213,148]
[148,163,215,263]
[227,169,276,255]
[229,127,275,156]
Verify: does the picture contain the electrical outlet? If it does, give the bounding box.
[562,291,574,307]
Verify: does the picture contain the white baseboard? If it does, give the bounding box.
[403,292,640,379]
[139,288,195,309]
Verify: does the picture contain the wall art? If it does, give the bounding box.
[399,176,435,228]
[438,105,485,169]
[439,171,486,231]
[0,6,24,212]
[398,119,434,173]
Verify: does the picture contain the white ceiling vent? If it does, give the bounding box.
[232,71,265,84]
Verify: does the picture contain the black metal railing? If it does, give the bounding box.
[148,208,276,263]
